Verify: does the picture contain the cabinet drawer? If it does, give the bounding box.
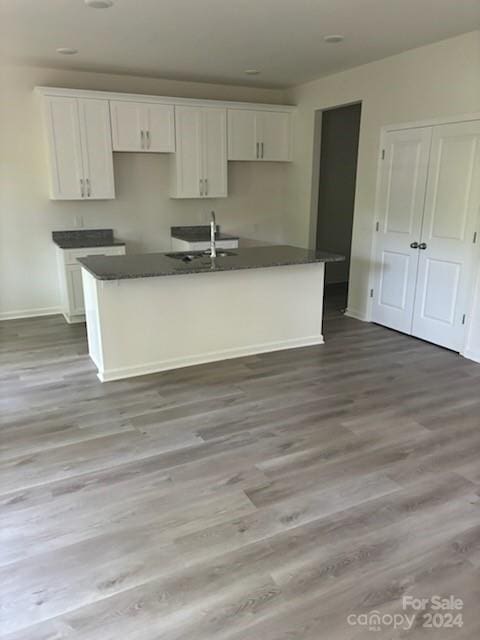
[63,245,125,265]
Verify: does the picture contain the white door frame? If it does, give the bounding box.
[365,112,480,361]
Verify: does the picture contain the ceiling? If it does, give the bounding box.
[1,0,479,88]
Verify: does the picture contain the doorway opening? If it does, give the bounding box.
[314,102,361,316]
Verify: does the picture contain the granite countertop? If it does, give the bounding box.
[171,225,239,242]
[78,245,344,281]
[52,229,125,249]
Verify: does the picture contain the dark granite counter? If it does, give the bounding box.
[171,225,239,242]
[52,229,125,249]
[78,245,343,281]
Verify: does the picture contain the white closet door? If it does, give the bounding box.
[202,108,227,198]
[371,127,432,333]
[78,99,115,199]
[412,121,480,351]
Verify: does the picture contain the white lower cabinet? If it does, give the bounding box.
[56,245,125,323]
[66,265,86,317]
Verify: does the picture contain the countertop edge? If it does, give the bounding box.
[79,253,343,281]
[54,241,126,249]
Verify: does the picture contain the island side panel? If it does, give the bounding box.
[81,268,105,372]
[91,262,325,382]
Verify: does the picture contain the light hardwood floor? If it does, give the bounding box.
[1,293,480,639]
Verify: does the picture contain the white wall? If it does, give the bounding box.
[0,63,288,319]
[285,31,480,319]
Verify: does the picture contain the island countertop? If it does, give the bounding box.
[78,245,344,281]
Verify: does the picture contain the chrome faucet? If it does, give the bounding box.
[210,211,217,258]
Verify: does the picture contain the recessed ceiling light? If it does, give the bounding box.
[244,69,260,76]
[324,35,344,43]
[56,47,78,55]
[85,0,114,8]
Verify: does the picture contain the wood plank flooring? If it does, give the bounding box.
[1,290,480,639]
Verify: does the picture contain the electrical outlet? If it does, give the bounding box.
[74,215,84,228]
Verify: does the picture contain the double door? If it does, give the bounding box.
[227,109,291,161]
[43,96,115,200]
[372,120,480,351]
[110,101,175,152]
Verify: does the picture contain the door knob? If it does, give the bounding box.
[418,242,427,250]
[410,242,419,249]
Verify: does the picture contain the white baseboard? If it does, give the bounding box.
[344,307,369,322]
[98,334,325,382]
[0,306,61,321]
[63,313,86,324]
[462,348,480,364]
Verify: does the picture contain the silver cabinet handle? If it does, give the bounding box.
[140,130,145,149]
[256,142,259,159]
[80,178,85,198]
[146,130,151,149]
[204,178,208,196]
[261,142,264,159]
[200,178,203,196]
[86,178,91,197]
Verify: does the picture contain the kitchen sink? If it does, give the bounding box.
[165,252,203,262]
[166,251,237,263]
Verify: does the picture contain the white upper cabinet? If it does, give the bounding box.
[110,100,175,152]
[228,109,291,161]
[78,99,116,199]
[110,101,144,151]
[172,107,203,198]
[43,97,84,199]
[260,111,291,161]
[227,109,258,161]
[172,106,227,198]
[202,108,228,198]
[42,96,115,200]
[144,104,175,152]
[38,87,295,200]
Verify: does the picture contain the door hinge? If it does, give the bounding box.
[375,221,380,232]
[462,314,466,325]
[370,288,374,298]
[473,231,477,244]
[381,149,385,160]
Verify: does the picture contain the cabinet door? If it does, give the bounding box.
[110,100,144,151]
[78,99,115,199]
[227,109,258,160]
[144,103,175,152]
[202,108,227,198]
[173,107,203,198]
[43,96,84,199]
[260,111,291,161]
[371,127,432,334]
[66,265,85,315]
[412,120,480,351]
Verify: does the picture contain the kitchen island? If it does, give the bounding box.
[79,246,343,381]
